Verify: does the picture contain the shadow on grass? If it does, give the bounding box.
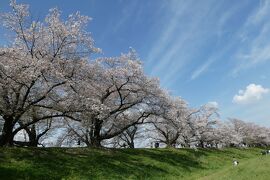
[0,147,264,179]
[0,147,208,179]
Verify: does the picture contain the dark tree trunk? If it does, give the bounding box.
[14,124,49,147]
[198,140,204,148]
[0,116,15,146]
[166,143,175,148]
[89,119,102,148]
[28,140,39,147]
[90,137,102,148]
[129,141,134,148]
[165,134,179,148]
[28,125,39,147]
[165,139,176,148]
[127,139,135,148]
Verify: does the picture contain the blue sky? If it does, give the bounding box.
[1,0,270,126]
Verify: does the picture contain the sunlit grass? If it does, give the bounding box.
[0,147,269,179]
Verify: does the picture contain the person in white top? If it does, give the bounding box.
[232,157,239,166]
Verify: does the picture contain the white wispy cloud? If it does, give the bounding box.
[98,1,141,44]
[146,1,193,65]
[233,84,269,104]
[246,0,270,25]
[190,39,236,80]
[191,58,214,80]
[233,45,270,73]
[112,1,139,33]
[146,0,218,86]
[190,3,244,80]
[232,0,270,75]
[145,0,242,84]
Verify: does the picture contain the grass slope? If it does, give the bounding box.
[0,147,269,180]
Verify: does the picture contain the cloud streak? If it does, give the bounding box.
[145,0,220,87]
[145,0,245,84]
[191,58,214,80]
[232,0,270,75]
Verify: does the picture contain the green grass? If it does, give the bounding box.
[0,147,269,179]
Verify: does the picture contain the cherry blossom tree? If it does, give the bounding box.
[228,118,270,147]
[187,104,219,148]
[13,107,54,147]
[212,121,240,148]
[0,0,99,146]
[151,94,191,147]
[109,124,146,148]
[63,50,164,147]
[1,1,270,149]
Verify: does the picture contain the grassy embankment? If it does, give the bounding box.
[0,147,269,179]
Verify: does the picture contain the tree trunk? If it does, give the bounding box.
[165,136,178,148]
[89,119,102,148]
[28,140,39,147]
[128,139,135,148]
[0,116,15,146]
[28,125,38,147]
[198,140,204,148]
[166,143,175,148]
[90,137,102,148]
[165,139,175,148]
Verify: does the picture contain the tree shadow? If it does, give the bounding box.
[0,147,263,179]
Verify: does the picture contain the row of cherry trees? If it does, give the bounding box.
[0,1,269,148]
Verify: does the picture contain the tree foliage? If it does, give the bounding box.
[0,1,269,148]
